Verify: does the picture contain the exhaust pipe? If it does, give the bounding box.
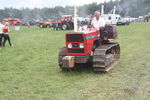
[113,6,116,15]
[74,6,78,32]
[101,5,104,16]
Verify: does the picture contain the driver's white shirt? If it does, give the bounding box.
[91,17,105,28]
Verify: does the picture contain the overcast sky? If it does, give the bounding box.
[0,0,110,9]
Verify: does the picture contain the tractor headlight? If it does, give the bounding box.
[79,43,84,48]
[68,43,72,48]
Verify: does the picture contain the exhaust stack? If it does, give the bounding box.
[113,6,116,15]
[74,6,78,32]
[101,5,104,16]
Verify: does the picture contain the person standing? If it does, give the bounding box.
[0,22,4,46]
[3,24,12,47]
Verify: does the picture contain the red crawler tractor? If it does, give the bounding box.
[53,15,74,30]
[58,25,120,72]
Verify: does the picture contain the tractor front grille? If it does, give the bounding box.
[72,43,79,48]
[66,34,84,42]
[68,49,84,53]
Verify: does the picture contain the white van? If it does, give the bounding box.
[102,14,121,25]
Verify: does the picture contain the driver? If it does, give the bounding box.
[91,11,106,29]
[91,11,108,41]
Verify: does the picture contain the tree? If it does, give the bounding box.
[0,0,150,21]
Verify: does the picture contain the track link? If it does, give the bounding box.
[93,43,120,72]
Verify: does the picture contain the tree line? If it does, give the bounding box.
[0,0,150,21]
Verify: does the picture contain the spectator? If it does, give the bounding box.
[3,24,12,47]
[0,22,4,46]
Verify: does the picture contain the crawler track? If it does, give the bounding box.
[92,43,120,72]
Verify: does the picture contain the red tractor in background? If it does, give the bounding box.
[53,15,74,30]
[3,18,21,26]
[58,25,120,72]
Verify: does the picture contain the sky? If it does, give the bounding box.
[0,0,110,9]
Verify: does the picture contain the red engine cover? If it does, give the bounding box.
[66,28,100,56]
[66,25,117,56]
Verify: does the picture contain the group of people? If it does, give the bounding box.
[0,22,12,47]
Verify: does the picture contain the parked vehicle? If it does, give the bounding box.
[39,21,52,28]
[53,15,74,30]
[102,14,121,25]
[117,18,130,25]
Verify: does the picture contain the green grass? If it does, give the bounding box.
[0,23,150,100]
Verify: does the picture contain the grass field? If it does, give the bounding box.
[0,23,150,100]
